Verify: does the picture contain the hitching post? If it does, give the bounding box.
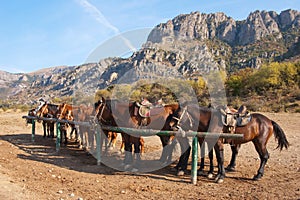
[31,119,35,142]
[56,122,61,152]
[191,135,198,185]
[95,124,101,165]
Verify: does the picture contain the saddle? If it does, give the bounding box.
[221,105,252,130]
[135,102,164,118]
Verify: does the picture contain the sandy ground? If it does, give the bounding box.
[0,111,299,200]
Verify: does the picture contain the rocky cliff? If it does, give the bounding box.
[1,9,299,105]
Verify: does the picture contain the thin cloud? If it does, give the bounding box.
[76,0,136,52]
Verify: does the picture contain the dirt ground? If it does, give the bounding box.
[0,111,299,200]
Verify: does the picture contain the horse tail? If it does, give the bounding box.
[271,121,289,151]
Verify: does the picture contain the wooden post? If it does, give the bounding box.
[191,136,198,185]
[31,119,35,142]
[56,122,61,152]
[95,125,101,165]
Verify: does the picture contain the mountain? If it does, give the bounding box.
[1,9,300,105]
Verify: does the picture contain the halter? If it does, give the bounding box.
[172,106,193,130]
[35,101,46,116]
[94,100,108,124]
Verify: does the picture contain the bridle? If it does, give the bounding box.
[94,100,108,124]
[172,106,194,130]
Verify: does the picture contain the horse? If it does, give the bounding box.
[95,97,179,170]
[94,98,145,164]
[170,103,290,183]
[131,100,178,165]
[170,104,215,177]
[55,103,79,145]
[28,101,59,138]
[77,104,95,150]
[94,99,122,153]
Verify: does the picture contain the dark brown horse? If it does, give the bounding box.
[94,98,145,168]
[29,101,59,138]
[170,104,215,177]
[94,99,125,153]
[95,97,178,170]
[170,103,289,183]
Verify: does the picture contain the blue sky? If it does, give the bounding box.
[0,0,299,73]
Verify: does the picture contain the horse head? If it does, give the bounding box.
[169,103,196,132]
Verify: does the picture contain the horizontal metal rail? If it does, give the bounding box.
[23,115,244,139]
[22,115,91,126]
[23,114,244,185]
[100,125,244,139]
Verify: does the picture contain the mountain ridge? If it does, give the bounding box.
[1,9,299,106]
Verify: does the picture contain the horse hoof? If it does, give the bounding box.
[225,166,236,172]
[207,173,214,179]
[131,168,138,173]
[108,146,114,151]
[253,174,263,181]
[197,170,205,176]
[216,178,224,184]
[124,164,131,170]
[177,170,185,176]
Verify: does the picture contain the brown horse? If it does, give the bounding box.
[77,104,95,150]
[170,103,289,183]
[94,99,123,153]
[56,103,79,144]
[95,97,178,170]
[94,98,145,163]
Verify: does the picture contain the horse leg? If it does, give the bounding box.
[226,144,241,172]
[120,133,125,153]
[158,135,170,163]
[132,137,141,170]
[46,122,50,137]
[175,137,191,176]
[208,147,214,178]
[123,134,133,169]
[166,136,177,163]
[214,140,225,183]
[42,121,47,138]
[198,138,206,176]
[110,132,118,149]
[74,126,79,143]
[50,122,55,138]
[77,126,83,149]
[101,130,109,154]
[64,129,68,145]
[139,137,145,155]
[88,128,94,150]
[253,140,269,180]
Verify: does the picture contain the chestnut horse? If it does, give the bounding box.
[77,104,95,150]
[56,103,79,144]
[170,103,289,183]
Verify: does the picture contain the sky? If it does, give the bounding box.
[0,0,299,73]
